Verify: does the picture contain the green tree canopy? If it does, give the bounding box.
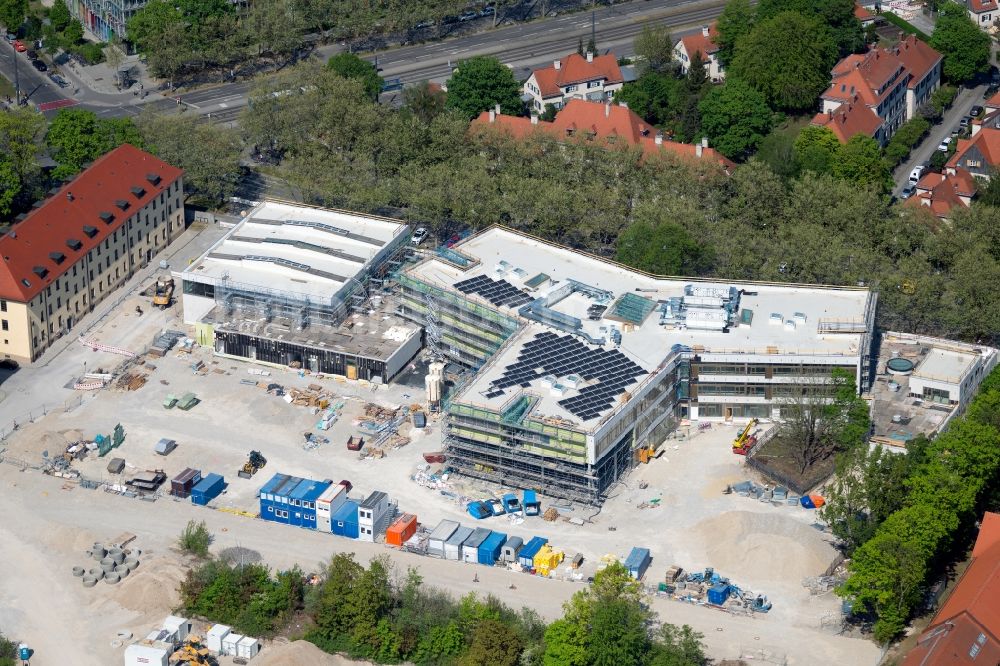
[0,0,27,32]
[930,1,991,83]
[327,52,384,100]
[402,81,447,124]
[794,124,841,174]
[45,109,144,180]
[698,79,774,160]
[715,0,755,65]
[634,24,676,74]
[48,0,71,31]
[756,0,863,54]
[729,11,838,112]
[445,55,522,119]
[831,133,892,191]
[617,220,714,275]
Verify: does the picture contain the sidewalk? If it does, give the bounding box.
[54,52,165,106]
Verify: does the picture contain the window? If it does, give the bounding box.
[1,320,7,331]
[0,300,6,312]
[565,84,578,92]
[267,506,273,513]
[587,80,601,89]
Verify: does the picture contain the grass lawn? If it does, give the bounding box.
[0,75,15,99]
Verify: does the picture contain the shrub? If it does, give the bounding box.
[178,520,212,558]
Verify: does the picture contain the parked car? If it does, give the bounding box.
[25,49,36,59]
[480,6,495,15]
[908,165,925,183]
[459,10,478,21]
[951,125,962,137]
[31,59,47,72]
[985,84,999,99]
[48,73,68,88]
[414,19,434,28]
[937,137,952,151]
[901,184,916,199]
[12,39,25,52]
[410,227,429,246]
[970,105,984,117]
[4,33,15,43]
[960,116,971,129]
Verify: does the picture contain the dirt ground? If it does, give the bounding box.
[0,223,880,666]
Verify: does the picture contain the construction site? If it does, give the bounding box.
[2,204,995,665]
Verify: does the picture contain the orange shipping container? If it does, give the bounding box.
[386,513,418,547]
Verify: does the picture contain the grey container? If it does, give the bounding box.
[72,566,85,577]
[105,572,121,585]
[115,565,130,578]
[108,548,125,564]
[123,558,139,572]
[82,576,98,588]
[88,567,104,581]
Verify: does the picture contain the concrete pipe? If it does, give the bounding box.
[123,558,139,572]
[100,558,116,572]
[105,572,121,585]
[92,544,106,559]
[82,576,98,588]
[115,565,130,578]
[108,548,125,564]
[72,566,85,577]
[88,567,104,581]
[131,549,142,558]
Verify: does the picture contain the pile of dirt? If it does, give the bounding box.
[255,640,373,666]
[105,556,185,613]
[693,511,834,584]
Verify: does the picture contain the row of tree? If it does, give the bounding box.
[177,551,708,665]
[826,368,1000,641]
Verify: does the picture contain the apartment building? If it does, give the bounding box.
[67,0,146,41]
[0,144,184,364]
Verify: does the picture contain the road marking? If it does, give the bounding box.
[37,98,79,112]
[219,102,228,108]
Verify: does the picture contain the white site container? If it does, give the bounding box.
[237,636,261,660]
[206,624,231,653]
[161,616,191,644]
[123,643,169,666]
[222,633,244,656]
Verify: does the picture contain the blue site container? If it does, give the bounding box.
[523,490,540,516]
[502,493,521,513]
[259,473,299,524]
[288,477,331,529]
[478,531,507,565]
[467,501,491,519]
[518,536,548,568]
[190,473,225,506]
[624,547,651,580]
[332,500,359,539]
[707,583,731,606]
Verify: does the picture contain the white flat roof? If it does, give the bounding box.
[914,348,977,384]
[184,202,406,302]
[408,227,874,427]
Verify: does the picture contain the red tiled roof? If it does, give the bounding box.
[530,52,624,99]
[970,0,998,14]
[908,168,976,218]
[678,24,720,61]
[904,513,1000,665]
[810,99,883,143]
[0,144,183,302]
[825,50,907,107]
[947,127,1000,169]
[891,34,943,88]
[471,99,734,170]
[854,3,874,20]
[985,91,1000,110]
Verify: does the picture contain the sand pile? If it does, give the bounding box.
[106,557,185,613]
[255,640,374,666]
[693,511,834,583]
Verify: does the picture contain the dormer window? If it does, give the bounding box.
[99,211,114,224]
[32,266,48,278]
[130,186,146,198]
[82,225,98,238]
[114,199,130,211]
[66,238,83,251]
[49,252,66,264]
[146,173,161,185]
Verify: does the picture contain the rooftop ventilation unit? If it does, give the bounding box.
[66,238,83,251]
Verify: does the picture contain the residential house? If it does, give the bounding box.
[973,90,1000,134]
[522,52,625,113]
[0,144,184,365]
[810,97,884,143]
[907,168,977,219]
[903,512,1000,665]
[966,0,998,31]
[820,36,941,144]
[855,3,877,28]
[472,99,735,170]
[946,127,1000,178]
[674,24,725,81]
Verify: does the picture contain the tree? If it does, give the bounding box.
[177,520,212,557]
[716,0,755,65]
[614,72,682,128]
[589,599,651,666]
[756,124,800,178]
[49,0,71,31]
[403,81,447,124]
[542,619,588,666]
[649,624,708,665]
[831,134,892,191]
[617,219,714,275]
[446,55,522,119]
[0,160,20,218]
[634,24,675,74]
[45,109,144,180]
[0,631,17,666]
[327,52,384,100]
[62,18,83,45]
[0,0,27,32]
[462,619,523,666]
[931,1,991,83]
[794,125,841,174]
[729,12,838,112]
[698,79,773,160]
[104,39,125,75]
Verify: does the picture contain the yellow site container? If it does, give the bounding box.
[533,544,565,576]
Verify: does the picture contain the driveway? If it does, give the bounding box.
[892,82,988,197]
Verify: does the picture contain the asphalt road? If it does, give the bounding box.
[0,41,66,109]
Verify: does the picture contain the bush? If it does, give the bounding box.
[0,632,17,666]
[178,520,212,557]
[71,41,106,65]
[885,117,931,167]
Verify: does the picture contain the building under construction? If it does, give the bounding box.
[179,201,420,382]
[399,227,878,505]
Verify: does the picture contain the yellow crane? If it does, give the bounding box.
[732,418,760,455]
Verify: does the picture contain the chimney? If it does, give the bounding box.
[66,192,74,202]
[702,25,710,37]
[586,51,594,63]
[701,137,709,149]
[605,102,611,118]
[696,142,703,158]
[554,59,561,70]
[654,132,663,145]
[489,108,496,123]
[494,103,501,116]
[530,113,539,125]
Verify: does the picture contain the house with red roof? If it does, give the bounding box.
[855,2,877,28]
[906,167,977,219]
[819,35,942,144]
[946,127,1000,179]
[0,144,184,364]
[522,51,625,114]
[472,99,735,171]
[965,0,998,31]
[903,512,1000,664]
[674,24,725,82]
[810,97,884,143]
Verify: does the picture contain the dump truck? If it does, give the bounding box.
[152,276,174,308]
[237,450,267,479]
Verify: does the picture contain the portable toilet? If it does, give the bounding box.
[523,490,540,516]
[206,624,231,653]
[518,536,547,568]
[501,535,523,563]
[427,519,459,557]
[478,531,507,565]
[331,501,360,539]
[462,528,491,564]
[221,633,243,656]
[236,636,261,660]
[445,526,474,560]
[624,547,652,580]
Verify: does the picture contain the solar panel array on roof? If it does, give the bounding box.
[453,275,533,308]
[487,331,646,421]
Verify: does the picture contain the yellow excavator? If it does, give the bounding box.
[170,636,215,665]
[732,418,760,456]
[152,276,175,308]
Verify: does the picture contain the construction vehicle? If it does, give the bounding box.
[152,276,174,308]
[238,450,267,479]
[170,637,215,665]
[732,418,760,456]
[637,444,656,464]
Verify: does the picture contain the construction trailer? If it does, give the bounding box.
[358,490,392,542]
[316,483,348,533]
[427,519,459,557]
[386,514,418,547]
[206,624,231,653]
[501,536,523,563]
[123,642,170,666]
[221,633,244,656]
[518,537,548,569]
[625,547,652,580]
[170,468,202,499]
[444,526,474,561]
[478,531,507,565]
[190,473,225,506]
[236,636,261,660]
[289,478,332,528]
[331,501,360,539]
[462,528,492,564]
